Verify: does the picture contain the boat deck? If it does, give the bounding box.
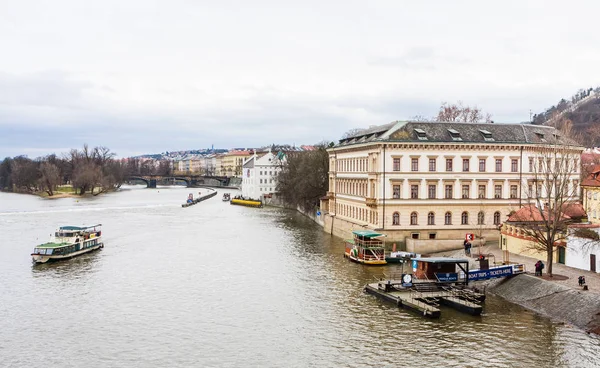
[365,281,484,318]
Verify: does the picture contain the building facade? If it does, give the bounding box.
[241,151,282,199]
[582,165,600,223]
[222,150,252,177]
[321,121,583,247]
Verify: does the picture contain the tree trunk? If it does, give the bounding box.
[546,246,554,276]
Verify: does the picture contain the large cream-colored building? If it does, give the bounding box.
[222,150,252,177]
[321,121,583,248]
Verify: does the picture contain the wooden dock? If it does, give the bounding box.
[365,280,484,318]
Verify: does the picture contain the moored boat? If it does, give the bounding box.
[344,230,387,265]
[31,224,103,264]
[222,193,231,202]
[230,196,263,208]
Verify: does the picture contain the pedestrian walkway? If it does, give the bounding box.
[435,244,600,296]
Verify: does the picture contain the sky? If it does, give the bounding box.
[1,0,599,158]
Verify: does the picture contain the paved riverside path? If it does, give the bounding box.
[434,244,600,296]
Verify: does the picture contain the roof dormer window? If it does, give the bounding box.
[447,129,462,141]
[414,128,428,140]
[479,129,494,141]
[536,132,546,142]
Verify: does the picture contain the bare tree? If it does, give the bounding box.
[517,124,584,276]
[437,101,493,123]
[38,162,61,196]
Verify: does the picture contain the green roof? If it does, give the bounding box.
[59,224,101,231]
[352,230,385,238]
[36,242,71,248]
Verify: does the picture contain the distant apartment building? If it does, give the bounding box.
[241,151,282,199]
[222,150,252,177]
[321,121,583,245]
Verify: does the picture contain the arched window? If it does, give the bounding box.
[410,212,418,225]
[445,212,452,225]
[461,212,469,225]
[478,211,485,225]
[392,212,400,225]
[427,212,435,225]
[493,211,501,225]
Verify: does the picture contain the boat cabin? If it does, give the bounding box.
[411,257,470,285]
[55,225,102,242]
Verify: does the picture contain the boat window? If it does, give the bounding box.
[46,249,53,255]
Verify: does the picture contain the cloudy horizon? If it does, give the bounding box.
[1,0,599,158]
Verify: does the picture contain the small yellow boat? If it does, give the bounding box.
[230,198,263,208]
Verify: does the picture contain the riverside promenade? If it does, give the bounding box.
[436,244,600,296]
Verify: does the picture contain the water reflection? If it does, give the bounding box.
[0,188,599,367]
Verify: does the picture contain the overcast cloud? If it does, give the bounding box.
[1,0,599,158]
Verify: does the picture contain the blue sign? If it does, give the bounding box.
[435,272,458,282]
[412,260,418,272]
[316,211,321,216]
[468,265,513,281]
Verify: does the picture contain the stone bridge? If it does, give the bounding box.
[128,175,231,188]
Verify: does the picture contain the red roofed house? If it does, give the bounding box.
[500,202,588,266]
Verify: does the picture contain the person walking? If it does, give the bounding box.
[539,261,545,277]
[534,261,541,276]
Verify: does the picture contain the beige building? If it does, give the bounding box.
[222,150,252,177]
[321,121,583,250]
[582,165,600,223]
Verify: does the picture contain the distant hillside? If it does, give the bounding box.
[533,87,600,147]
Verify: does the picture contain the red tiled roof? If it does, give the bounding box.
[507,202,585,222]
[582,164,600,187]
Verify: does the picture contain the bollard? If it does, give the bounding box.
[583,285,589,291]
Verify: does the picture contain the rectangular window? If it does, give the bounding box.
[411,158,419,172]
[411,233,420,239]
[495,159,502,172]
[462,158,469,172]
[462,185,469,199]
[494,185,502,198]
[429,233,436,239]
[393,185,400,199]
[259,171,262,175]
[445,185,453,199]
[510,185,518,198]
[511,159,518,172]
[478,185,486,199]
[446,158,453,171]
[411,184,419,199]
[429,158,436,172]
[529,158,534,172]
[260,179,263,184]
[393,158,401,171]
[428,185,436,199]
[479,159,486,172]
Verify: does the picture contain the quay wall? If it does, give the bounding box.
[488,274,600,334]
[263,194,324,227]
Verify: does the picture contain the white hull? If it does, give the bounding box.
[32,243,103,264]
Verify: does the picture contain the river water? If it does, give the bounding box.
[0,185,598,368]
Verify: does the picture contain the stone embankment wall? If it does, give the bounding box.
[263,194,325,227]
[487,274,600,334]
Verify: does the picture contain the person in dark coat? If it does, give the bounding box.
[534,261,541,276]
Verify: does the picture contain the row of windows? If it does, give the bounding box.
[393,157,519,173]
[392,183,519,199]
[259,179,275,184]
[337,179,368,196]
[528,157,579,173]
[258,170,277,176]
[336,203,377,223]
[392,211,502,226]
[336,158,369,172]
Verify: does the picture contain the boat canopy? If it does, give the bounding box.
[59,224,101,231]
[411,257,469,264]
[352,230,385,238]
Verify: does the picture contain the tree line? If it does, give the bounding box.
[0,145,173,196]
